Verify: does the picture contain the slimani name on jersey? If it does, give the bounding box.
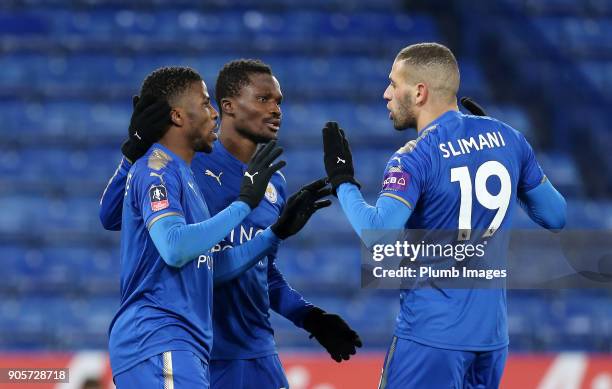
[439,130,506,158]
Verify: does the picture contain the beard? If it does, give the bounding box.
[189,126,214,154]
[193,138,213,153]
[392,101,417,131]
[185,110,215,153]
[390,90,418,131]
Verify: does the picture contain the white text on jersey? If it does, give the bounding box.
[211,224,265,252]
[439,131,506,158]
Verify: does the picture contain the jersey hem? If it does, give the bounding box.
[395,333,509,352]
[111,346,208,378]
[211,348,277,361]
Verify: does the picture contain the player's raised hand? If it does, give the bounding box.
[322,121,361,195]
[460,96,487,116]
[238,141,286,210]
[303,307,363,363]
[271,178,332,239]
[121,95,172,163]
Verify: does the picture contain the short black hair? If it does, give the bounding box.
[140,66,202,105]
[215,59,272,115]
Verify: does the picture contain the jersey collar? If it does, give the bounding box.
[420,109,462,133]
[213,140,248,169]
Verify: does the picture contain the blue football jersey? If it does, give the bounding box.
[108,143,215,376]
[192,141,305,360]
[379,110,544,350]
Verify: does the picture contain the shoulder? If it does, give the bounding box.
[147,147,177,170]
[131,147,181,187]
[477,116,530,149]
[500,121,529,144]
[388,124,439,170]
[462,113,522,138]
[398,123,439,155]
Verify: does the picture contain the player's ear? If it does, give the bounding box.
[415,83,427,106]
[170,108,183,127]
[220,98,234,117]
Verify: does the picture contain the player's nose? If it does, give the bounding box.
[383,86,392,101]
[210,105,219,120]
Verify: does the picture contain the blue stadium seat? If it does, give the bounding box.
[504,0,604,15]
[276,244,362,287]
[533,17,612,56]
[580,61,612,93]
[0,194,101,233]
[0,10,439,49]
[458,59,492,99]
[538,152,584,196]
[0,100,131,136]
[0,295,118,349]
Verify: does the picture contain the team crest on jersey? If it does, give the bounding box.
[265,183,278,204]
[149,184,169,211]
[382,169,410,192]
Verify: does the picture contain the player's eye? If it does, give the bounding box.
[257,96,267,103]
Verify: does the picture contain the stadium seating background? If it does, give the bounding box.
[1,0,611,377]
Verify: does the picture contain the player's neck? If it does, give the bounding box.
[158,132,195,165]
[416,102,459,133]
[218,125,257,164]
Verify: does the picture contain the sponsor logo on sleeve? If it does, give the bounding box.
[149,184,169,211]
[382,170,410,191]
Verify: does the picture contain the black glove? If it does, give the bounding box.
[460,96,487,116]
[322,121,360,195]
[238,141,286,209]
[271,178,332,239]
[121,95,172,163]
[303,307,363,363]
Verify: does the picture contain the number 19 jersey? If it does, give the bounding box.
[379,110,544,350]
